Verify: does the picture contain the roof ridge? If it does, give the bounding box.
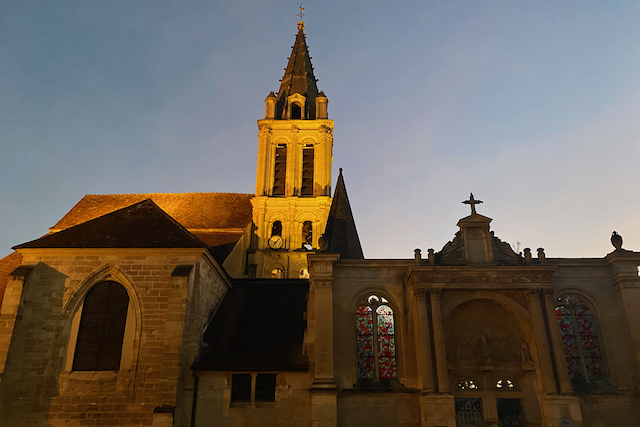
[81,192,254,197]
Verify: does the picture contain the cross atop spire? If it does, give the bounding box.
[462,193,483,215]
[297,3,306,22]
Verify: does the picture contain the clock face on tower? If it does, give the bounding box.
[268,235,284,250]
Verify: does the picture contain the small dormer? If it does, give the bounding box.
[286,93,307,119]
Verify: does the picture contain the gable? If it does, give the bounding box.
[14,199,208,249]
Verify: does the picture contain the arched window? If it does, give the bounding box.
[72,281,129,371]
[356,294,397,380]
[272,144,287,196]
[556,295,606,386]
[271,221,282,237]
[302,221,312,250]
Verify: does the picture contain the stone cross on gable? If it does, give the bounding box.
[463,193,483,215]
[297,3,306,21]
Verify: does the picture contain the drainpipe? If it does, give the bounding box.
[190,370,200,427]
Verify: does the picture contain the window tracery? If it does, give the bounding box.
[356,294,397,380]
[555,294,606,385]
[496,379,515,390]
[457,379,479,390]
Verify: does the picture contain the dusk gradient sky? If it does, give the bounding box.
[2,1,640,259]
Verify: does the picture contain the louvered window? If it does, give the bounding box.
[301,146,314,196]
[72,281,129,371]
[272,145,287,196]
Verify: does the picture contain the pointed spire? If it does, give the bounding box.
[323,169,364,259]
[274,22,320,119]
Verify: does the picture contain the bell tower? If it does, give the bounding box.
[250,21,334,279]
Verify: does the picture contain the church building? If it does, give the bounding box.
[1,21,639,427]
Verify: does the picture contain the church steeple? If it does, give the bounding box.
[250,21,334,279]
[265,22,328,121]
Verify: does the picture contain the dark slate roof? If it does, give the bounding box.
[14,199,208,249]
[275,22,320,119]
[194,279,309,371]
[323,169,364,259]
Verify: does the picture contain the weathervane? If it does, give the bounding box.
[297,3,306,21]
[462,193,483,215]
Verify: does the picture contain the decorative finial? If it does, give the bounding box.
[297,3,306,29]
[611,231,623,251]
[462,193,483,215]
[414,248,422,263]
[339,167,343,176]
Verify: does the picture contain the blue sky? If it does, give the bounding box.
[2,1,640,258]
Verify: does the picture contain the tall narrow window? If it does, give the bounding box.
[302,221,312,249]
[72,281,129,371]
[556,295,606,386]
[271,221,282,237]
[272,144,287,196]
[291,102,302,119]
[356,294,397,380]
[301,145,314,196]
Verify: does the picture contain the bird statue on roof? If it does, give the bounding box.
[611,231,623,251]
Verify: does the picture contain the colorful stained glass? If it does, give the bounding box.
[556,305,581,380]
[356,305,375,378]
[576,306,605,381]
[378,356,396,378]
[376,305,397,379]
[356,299,397,380]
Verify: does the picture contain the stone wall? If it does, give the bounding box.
[194,372,313,427]
[0,248,229,427]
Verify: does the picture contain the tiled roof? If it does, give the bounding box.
[0,252,23,308]
[194,279,309,371]
[52,192,254,232]
[14,199,208,249]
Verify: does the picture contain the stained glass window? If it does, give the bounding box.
[356,294,397,380]
[556,295,606,385]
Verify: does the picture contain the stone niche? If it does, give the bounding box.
[445,299,532,376]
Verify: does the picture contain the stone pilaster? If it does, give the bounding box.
[526,289,557,393]
[607,251,640,371]
[428,288,448,393]
[412,288,434,392]
[543,289,572,393]
[308,253,340,427]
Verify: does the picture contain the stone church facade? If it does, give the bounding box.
[1,21,639,427]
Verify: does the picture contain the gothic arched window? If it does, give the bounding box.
[272,144,287,196]
[72,281,129,371]
[555,295,606,385]
[356,294,397,380]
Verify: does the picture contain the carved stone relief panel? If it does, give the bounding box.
[445,299,530,368]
